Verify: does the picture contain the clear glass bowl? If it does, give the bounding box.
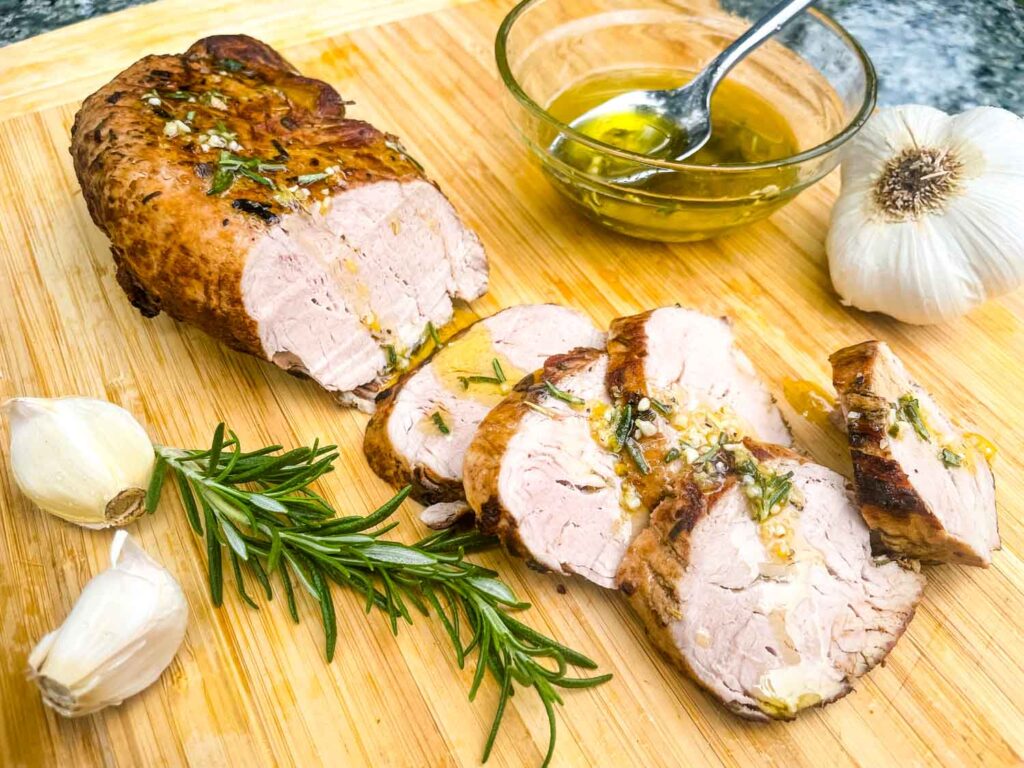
[495,0,877,242]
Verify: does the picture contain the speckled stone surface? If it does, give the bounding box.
[1,0,1021,113]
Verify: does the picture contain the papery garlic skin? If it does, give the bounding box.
[828,105,1024,325]
[4,397,155,528]
[28,531,187,717]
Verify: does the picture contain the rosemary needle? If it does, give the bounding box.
[147,424,610,765]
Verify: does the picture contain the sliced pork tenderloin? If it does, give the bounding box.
[464,349,645,588]
[71,35,486,411]
[364,304,604,505]
[830,340,999,566]
[618,441,925,720]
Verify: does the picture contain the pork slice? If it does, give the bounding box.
[364,304,604,504]
[830,341,999,566]
[464,349,645,588]
[70,34,487,411]
[607,307,791,446]
[618,441,925,720]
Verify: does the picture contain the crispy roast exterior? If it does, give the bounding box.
[463,348,605,567]
[830,341,995,565]
[70,34,425,357]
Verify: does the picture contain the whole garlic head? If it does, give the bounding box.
[827,105,1024,324]
[4,397,155,528]
[28,531,188,717]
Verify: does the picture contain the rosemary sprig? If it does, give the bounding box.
[209,150,287,196]
[427,321,444,349]
[146,426,609,764]
[432,411,451,435]
[940,447,963,468]
[736,458,794,522]
[543,380,584,407]
[893,393,930,441]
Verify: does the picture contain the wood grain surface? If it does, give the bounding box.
[1,1,1022,766]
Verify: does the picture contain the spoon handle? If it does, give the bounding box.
[706,0,818,85]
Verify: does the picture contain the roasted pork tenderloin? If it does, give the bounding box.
[364,304,604,506]
[618,440,925,720]
[464,349,641,588]
[830,341,999,566]
[71,35,487,411]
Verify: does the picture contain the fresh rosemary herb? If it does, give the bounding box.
[543,380,584,406]
[492,358,507,385]
[611,403,634,451]
[940,447,963,468]
[894,394,930,441]
[163,89,198,100]
[296,172,329,186]
[458,375,502,389]
[432,411,451,435]
[736,459,794,522]
[623,438,650,475]
[649,397,672,417]
[384,344,399,370]
[147,426,609,765]
[208,150,287,196]
[427,321,444,349]
[663,447,681,463]
[456,359,509,390]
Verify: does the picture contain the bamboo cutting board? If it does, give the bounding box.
[1,1,1022,766]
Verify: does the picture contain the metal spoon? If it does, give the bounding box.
[552,0,817,186]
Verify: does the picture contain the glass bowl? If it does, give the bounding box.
[495,0,877,242]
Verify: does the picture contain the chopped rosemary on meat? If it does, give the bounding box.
[457,360,509,391]
[736,459,794,523]
[459,375,496,388]
[611,403,635,451]
[891,393,930,440]
[432,411,450,435]
[940,447,964,468]
[162,89,198,100]
[297,172,329,186]
[649,397,673,416]
[492,358,507,384]
[663,447,681,463]
[147,425,609,766]
[426,321,444,349]
[623,438,650,475]
[543,380,584,406]
[208,151,287,196]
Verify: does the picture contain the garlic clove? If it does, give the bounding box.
[4,397,155,528]
[28,531,188,717]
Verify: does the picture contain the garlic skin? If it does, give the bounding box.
[28,531,188,717]
[4,397,155,528]
[827,105,1024,325]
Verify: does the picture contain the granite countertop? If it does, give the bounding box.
[1,0,1021,113]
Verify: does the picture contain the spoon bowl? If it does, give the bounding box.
[496,0,877,241]
[550,0,817,186]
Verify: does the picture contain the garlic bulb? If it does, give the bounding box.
[28,531,188,717]
[827,105,1024,324]
[4,397,155,528]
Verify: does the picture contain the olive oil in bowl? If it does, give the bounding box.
[542,68,803,241]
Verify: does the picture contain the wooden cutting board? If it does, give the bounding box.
[0,1,1021,765]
